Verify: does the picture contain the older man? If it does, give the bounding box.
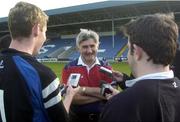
[62,29,112,122]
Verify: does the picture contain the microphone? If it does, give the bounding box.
[99,67,119,86]
[100,80,113,97]
[110,81,118,86]
[99,67,112,77]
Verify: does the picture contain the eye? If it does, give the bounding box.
[82,45,88,49]
[90,45,95,48]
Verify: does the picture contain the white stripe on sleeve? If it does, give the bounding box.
[44,91,62,109]
[42,78,60,98]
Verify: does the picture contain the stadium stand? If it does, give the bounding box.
[37,38,75,59]
[97,35,127,59]
[121,48,128,58]
[37,35,127,61]
[1,1,180,62]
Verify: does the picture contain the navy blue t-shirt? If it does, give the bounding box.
[99,78,180,122]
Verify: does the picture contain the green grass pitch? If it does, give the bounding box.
[43,62,131,79]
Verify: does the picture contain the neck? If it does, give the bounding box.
[9,38,34,55]
[135,61,170,78]
[82,58,96,67]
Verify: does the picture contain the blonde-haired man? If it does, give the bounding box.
[0,2,79,122]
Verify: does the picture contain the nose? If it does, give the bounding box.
[86,46,93,53]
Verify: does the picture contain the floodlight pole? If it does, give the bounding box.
[112,17,115,48]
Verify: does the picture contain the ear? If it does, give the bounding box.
[133,44,143,61]
[32,24,40,37]
[96,43,99,49]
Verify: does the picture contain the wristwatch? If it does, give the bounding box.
[81,87,86,94]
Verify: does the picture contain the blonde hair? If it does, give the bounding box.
[8,1,48,39]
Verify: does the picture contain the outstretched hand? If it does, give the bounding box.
[65,85,80,98]
[112,70,124,82]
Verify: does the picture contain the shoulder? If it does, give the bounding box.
[37,63,56,78]
[23,57,58,88]
[132,79,159,96]
[100,90,137,122]
[24,56,56,77]
[99,59,111,67]
[100,82,155,122]
[64,59,79,69]
[109,79,159,105]
[104,86,141,112]
[13,55,58,89]
[34,62,57,88]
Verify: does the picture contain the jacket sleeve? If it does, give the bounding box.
[39,66,69,122]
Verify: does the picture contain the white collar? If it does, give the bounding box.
[77,56,100,72]
[125,70,174,87]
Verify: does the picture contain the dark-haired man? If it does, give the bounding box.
[99,13,180,122]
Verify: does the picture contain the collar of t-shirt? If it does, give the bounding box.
[77,56,100,73]
[125,70,174,87]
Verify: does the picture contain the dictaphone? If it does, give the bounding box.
[100,80,113,96]
[67,73,81,87]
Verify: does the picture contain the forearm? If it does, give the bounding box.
[82,87,106,99]
[71,87,106,105]
[63,94,73,113]
[62,85,80,113]
[72,93,102,105]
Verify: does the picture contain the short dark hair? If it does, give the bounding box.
[123,13,179,66]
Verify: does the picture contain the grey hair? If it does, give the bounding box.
[76,29,99,48]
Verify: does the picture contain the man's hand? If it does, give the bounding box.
[65,85,80,97]
[112,70,124,82]
[63,85,80,113]
[105,86,120,100]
